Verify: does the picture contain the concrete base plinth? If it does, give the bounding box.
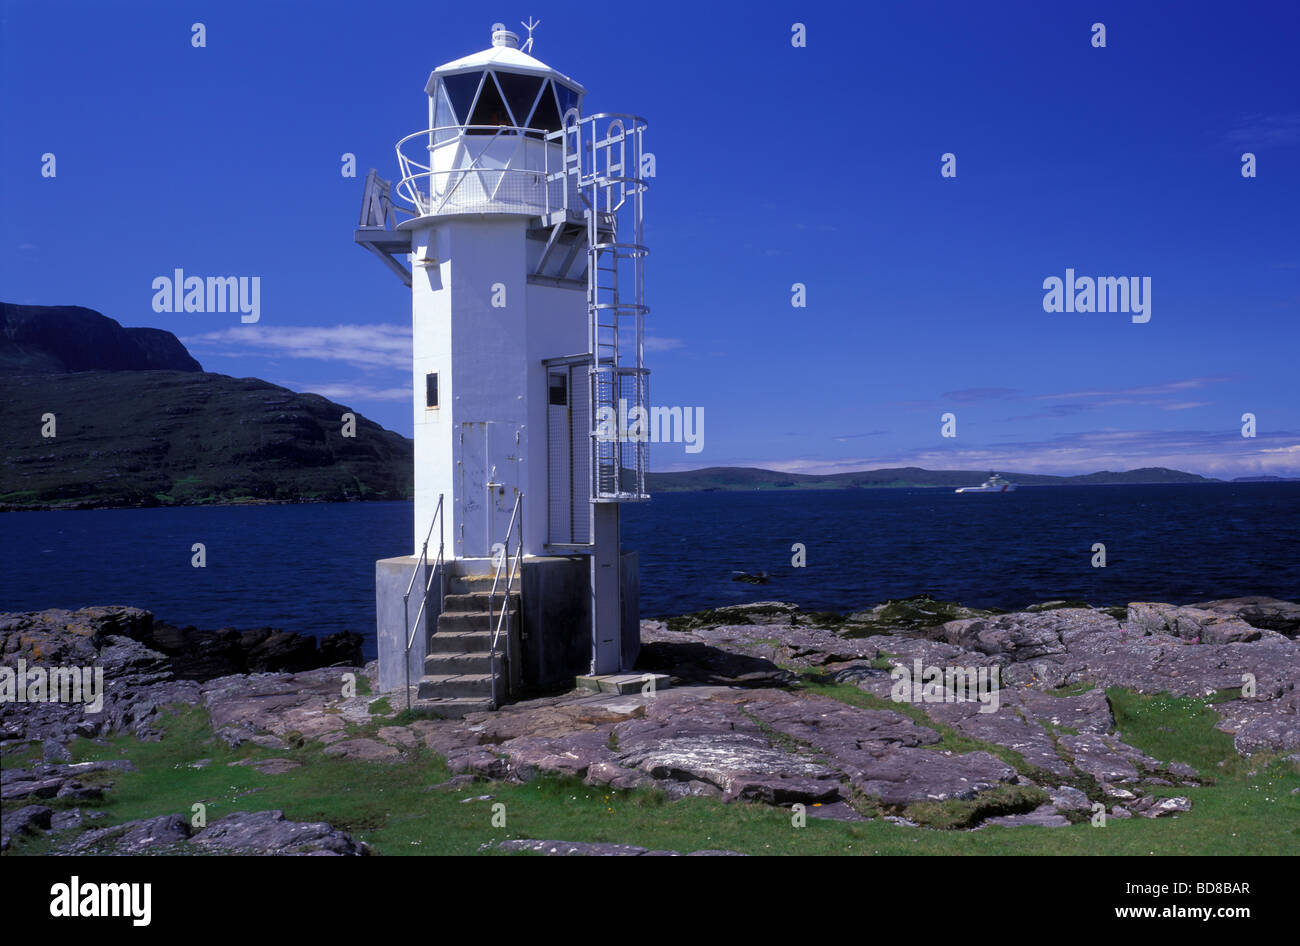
[576,673,669,696]
[519,552,641,688]
[375,555,441,693]
[374,550,642,696]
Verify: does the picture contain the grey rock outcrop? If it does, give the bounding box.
[0,607,366,751]
[58,810,365,855]
[189,810,366,855]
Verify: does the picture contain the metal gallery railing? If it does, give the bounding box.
[394,124,573,218]
[401,494,445,711]
[392,112,648,221]
[486,493,523,710]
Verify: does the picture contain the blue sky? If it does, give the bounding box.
[3,0,1297,477]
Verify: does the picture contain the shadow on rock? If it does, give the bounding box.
[636,641,797,688]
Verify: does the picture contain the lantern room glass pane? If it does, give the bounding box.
[468,72,512,131]
[433,83,457,143]
[554,83,580,122]
[529,80,562,134]
[494,71,544,128]
[442,71,482,124]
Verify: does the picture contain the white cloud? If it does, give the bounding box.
[183,323,411,371]
[698,428,1300,479]
[276,380,410,403]
[1225,113,1300,147]
[1035,377,1231,401]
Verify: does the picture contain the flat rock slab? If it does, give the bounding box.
[0,760,136,801]
[979,803,1071,829]
[189,809,365,855]
[1129,602,1277,644]
[202,668,355,747]
[848,747,1017,806]
[7,805,53,836]
[321,737,402,762]
[621,733,840,803]
[376,726,421,749]
[229,757,301,775]
[59,809,364,856]
[73,814,192,853]
[1193,597,1300,636]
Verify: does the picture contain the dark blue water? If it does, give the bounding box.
[2,484,1298,657]
[622,484,1300,617]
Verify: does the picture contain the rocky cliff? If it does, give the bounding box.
[0,303,412,509]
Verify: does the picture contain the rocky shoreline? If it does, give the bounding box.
[0,496,390,513]
[2,595,1297,854]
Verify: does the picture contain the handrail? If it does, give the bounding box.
[392,114,648,220]
[401,494,445,711]
[486,493,523,710]
[395,124,556,217]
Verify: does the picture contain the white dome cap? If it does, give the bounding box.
[425,23,586,94]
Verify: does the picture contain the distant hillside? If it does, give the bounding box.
[0,304,412,510]
[1,303,202,373]
[644,465,1220,492]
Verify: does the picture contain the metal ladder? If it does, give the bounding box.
[556,111,650,502]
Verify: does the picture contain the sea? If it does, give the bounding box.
[2,483,1297,659]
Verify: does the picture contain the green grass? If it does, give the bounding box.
[4,685,1297,856]
[1106,687,1236,775]
[906,785,1050,830]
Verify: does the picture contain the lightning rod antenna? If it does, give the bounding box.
[520,16,540,54]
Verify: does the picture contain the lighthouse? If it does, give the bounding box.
[357,23,650,714]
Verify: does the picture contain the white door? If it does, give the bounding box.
[458,421,523,558]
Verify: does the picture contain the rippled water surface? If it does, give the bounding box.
[3,483,1297,657]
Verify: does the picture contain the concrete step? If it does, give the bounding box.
[410,696,494,718]
[416,673,496,700]
[424,651,496,676]
[446,574,502,595]
[443,591,520,612]
[428,630,497,654]
[436,608,519,633]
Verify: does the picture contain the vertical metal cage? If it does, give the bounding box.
[550,112,650,503]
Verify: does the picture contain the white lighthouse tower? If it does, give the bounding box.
[358,23,650,714]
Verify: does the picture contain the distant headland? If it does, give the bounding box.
[1,303,411,511]
[644,466,1292,492]
[4,303,1291,512]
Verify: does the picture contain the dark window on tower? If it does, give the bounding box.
[548,373,567,406]
[426,372,439,408]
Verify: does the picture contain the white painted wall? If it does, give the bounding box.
[409,216,588,559]
[525,280,587,548]
[410,225,454,558]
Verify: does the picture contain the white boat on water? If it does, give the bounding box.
[956,473,1017,493]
